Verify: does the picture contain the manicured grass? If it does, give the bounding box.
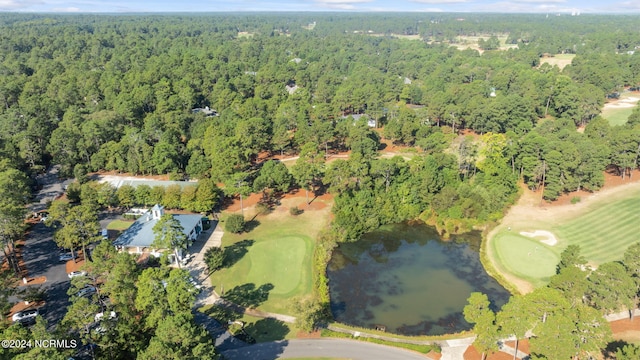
[320,329,438,354]
[489,186,640,289]
[199,306,301,343]
[554,196,640,264]
[106,219,134,231]
[491,233,559,288]
[602,106,634,126]
[209,198,331,314]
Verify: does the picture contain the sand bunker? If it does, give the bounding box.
[520,230,558,246]
[604,96,640,109]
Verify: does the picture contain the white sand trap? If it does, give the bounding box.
[603,96,640,109]
[520,230,558,246]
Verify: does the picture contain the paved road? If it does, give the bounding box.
[222,338,431,360]
[18,166,73,328]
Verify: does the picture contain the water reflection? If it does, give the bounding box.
[327,222,510,336]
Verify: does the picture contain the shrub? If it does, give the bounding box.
[289,206,303,216]
[570,196,581,204]
[225,214,245,234]
[204,247,224,273]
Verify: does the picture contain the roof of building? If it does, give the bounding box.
[113,206,202,248]
[100,177,198,189]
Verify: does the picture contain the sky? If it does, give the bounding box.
[1,0,640,14]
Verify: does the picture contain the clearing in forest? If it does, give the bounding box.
[601,92,640,126]
[209,195,332,315]
[487,177,640,293]
[446,34,517,52]
[539,53,575,70]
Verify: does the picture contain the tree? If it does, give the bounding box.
[556,244,587,274]
[253,160,293,197]
[624,242,640,319]
[225,214,245,234]
[204,247,224,273]
[163,184,182,209]
[0,168,29,275]
[60,296,102,343]
[116,184,137,209]
[225,171,252,217]
[291,297,324,332]
[51,203,101,263]
[291,142,325,204]
[463,292,499,360]
[587,261,635,315]
[192,178,219,213]
[135,267,171,329]
[137,312,216,360]
[152,214,188,268]
[496,296,531,360]
[135,184,153,206]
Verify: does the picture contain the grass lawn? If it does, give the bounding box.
[106,219,134,231]
[489,185,640,290]
[554,196,640,264]
[209,197,332,314]
[602,106,633,126]
[539,54,575,70]
[491,233,559,288]
[199,305,301,343]
[602,91,640,126]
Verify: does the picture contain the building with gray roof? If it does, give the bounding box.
[113,205,203,261]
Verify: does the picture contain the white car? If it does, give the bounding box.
[94,311,117,322]
[188,277,203,292]
[68,271,87,279]
[12,309,39,322]
[59,253,74,262]
[76,286,97,298]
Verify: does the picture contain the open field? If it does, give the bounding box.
[443,34,517,53]
[106,219,133,231]
[487,179,640,293]
[210,196,332,314]
[601,92,640,126]
[539,53,575,70]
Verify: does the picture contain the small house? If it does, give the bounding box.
[113,205,203,263]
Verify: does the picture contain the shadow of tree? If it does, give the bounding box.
[223,283,274,309]
[223,239,254,268]
[244,220,260,233]
[202,304,243,323]
[603,339,632,358]
[243,318,290,342]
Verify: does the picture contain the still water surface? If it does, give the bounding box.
[327,222,510,335]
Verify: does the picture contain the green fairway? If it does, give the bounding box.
[601,92,640,126]
[602,106,634,126]
[491,233,559,288]
[554,196,640,264]
[210,198,331,314]
[247,236,309,295]
[489,186,640,290]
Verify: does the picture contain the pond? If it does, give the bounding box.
[327,222,511,336]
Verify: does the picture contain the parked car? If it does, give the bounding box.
[12,309,39,322]
[59,253,74,262]
[188,277,203,292]
[68,271,87,279]
[76,286,97,298]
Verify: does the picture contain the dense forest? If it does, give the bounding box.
[1,12,640,359]
[0,13,639,241]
